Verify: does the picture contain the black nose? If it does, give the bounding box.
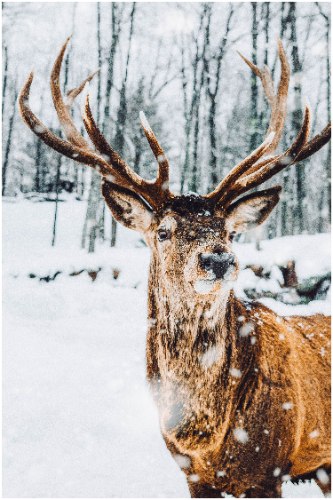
[199,252,236,279]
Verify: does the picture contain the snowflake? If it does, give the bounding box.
[316,468,329,485]
[230,368,242,378]
[282,402,293,411]
[173,454,191,469]
[239,322,254,337]
[309,429,320,439]
[233,428,249,444]
[200,346,222,368]
[216,470,226,478]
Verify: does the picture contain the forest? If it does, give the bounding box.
[3,3,331,498]
[2,2,331,251]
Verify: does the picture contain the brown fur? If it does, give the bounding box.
[142,198,331,498]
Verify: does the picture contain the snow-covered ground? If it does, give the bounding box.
[3,198,330,497]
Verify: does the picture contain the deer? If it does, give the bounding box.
[19,38,331,498]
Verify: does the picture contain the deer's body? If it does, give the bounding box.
[145,200,330,497]
[147,291,330,497]
[19,38,331,497]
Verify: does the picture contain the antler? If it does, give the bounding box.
[19,38,172,210]
[205,40,331,208]
[19,38,331,213]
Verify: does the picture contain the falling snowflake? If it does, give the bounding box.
[273,467,281,477]
[309,429,320,439]
[230,368,242,378]
[316,468,329,485]
[233,428,249,444]
[173,454,191,469]
[239,322,254,337]
[282,402,293,410]
[188,474,200,483]
[200,346,222,368]
[216,470,226,478]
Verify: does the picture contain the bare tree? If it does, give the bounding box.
[288,3,306,233]
[2,45,8,116]
[249,2,260,153]
[316,2,331,229]
[203,4,234,189]
[3,84,18,196]
[82,3,105,252]
[180,5,210,193]
[110,2,136,247]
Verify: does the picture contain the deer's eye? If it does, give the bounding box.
[157,228,170,241]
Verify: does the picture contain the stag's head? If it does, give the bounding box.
[106,182,282,298]
[19,38,331,299]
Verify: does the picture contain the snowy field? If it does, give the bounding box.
[3,198,330,498]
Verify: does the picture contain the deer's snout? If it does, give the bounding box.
[199,252,236,280]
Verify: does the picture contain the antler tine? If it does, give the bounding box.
[240,105,311,181]
[139,111,170,190]
[83,94,135,178]
[220,106,330,208]
[20,38,174,211]
[205,41,290,207]
[205,131,276,204]
[238,39,290,155]
[83,95,164,207]
[83,95,172,208]
[50,36,89,148]
[51,39,151,195]
[66,69,99,107]
[294,123,331,162]
[18,72,113,177]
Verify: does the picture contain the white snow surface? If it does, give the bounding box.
[3,198,329,497]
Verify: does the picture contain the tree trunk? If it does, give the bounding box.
[101,3,122,247]
[316,4,331,229]
[103,3,120,137]
[2,86,18,196]
[189,5,210,193]
[324,17,331,226]
[249,2,259,153]
[289,2,305,234]
[205,5,234,190]
[51,156,61,246]
[180,41,191,194]
[279,2,290,237]
[110,3,136,247]
[2,45,8,116]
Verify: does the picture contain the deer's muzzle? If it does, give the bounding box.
[199,252,236,280]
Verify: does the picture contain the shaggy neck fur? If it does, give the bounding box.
[146,255,256,453]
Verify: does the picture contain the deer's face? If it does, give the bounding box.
[146,201,238,297]
[104,187,281,298]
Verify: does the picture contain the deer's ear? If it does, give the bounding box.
[224,186,282,234]
[102,180,153,232]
